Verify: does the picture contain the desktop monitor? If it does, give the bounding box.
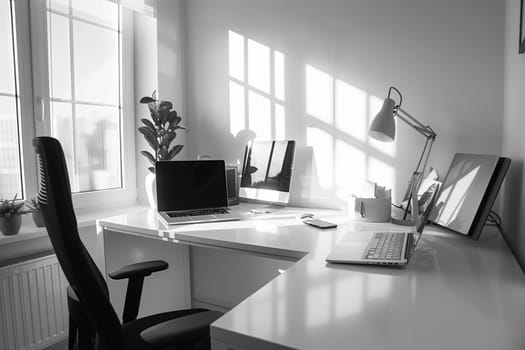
[239,140,296,205]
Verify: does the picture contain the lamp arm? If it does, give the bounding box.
[396,107,436,139]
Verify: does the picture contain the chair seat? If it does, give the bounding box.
[123,309,222,350]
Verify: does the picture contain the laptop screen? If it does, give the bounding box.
[156,160,228,211]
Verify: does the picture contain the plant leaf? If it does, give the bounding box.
[158,146,168,160]
[141,118,156,133]
[167,110,178,123]
[168,115,181,129]
[167,144,183,159]
[161,132,176,148]
[138,126,157,151]
[140,96,155,104]
[148,103,160,125]
[141,150,156,165]
[159,107,170,125]
[148,166,155,174]
[159,101,172,111]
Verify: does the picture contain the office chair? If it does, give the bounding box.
[34,136,222,350]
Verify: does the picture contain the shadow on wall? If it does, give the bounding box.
[502,160,524,271]
[223,30,399,209]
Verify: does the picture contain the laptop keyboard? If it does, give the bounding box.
[167,208,229,218]
[363,232,405,260]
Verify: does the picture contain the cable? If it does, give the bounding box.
[485,210,503,235]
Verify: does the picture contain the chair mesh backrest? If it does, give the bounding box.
[33,137,124,349]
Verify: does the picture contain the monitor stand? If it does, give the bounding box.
[249,204,286,214]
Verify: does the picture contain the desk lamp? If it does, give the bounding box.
[369,86,437,225]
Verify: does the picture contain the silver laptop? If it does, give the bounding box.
[326,189,437,266]
[326,229,422,266]
[156,160,241,225]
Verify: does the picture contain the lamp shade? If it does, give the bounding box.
[369,98,396,142]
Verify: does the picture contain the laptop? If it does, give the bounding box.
[326,188,438,266]
[156,160,242,225]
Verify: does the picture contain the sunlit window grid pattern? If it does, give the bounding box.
[228,31,286,140]
[46,0,122,193]
[305,64,397,199]
[0,0,23,199]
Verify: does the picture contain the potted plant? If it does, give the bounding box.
[0,195,29,236]
[26,197,45,228]
[139,91,186,208]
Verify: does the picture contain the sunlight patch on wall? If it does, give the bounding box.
[274,51,285,101]
[304,64,397,204]
[334,140,366,197]
[248,39,270,93]
[335,80,366,142]
[306,65,333,124]
[248,91,271,140]
[228,30,286,140]
[229,81,245,136]
[307,127,333,189]
[228,31,244,81]
[275,104,286,140]
[368,157,396,198]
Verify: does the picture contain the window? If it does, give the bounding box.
[44,0,122,193]
[0,0,136,207]
[0,0,23,199]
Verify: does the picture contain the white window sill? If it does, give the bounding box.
[0,201,146,247]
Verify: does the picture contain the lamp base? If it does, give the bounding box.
[391,217,417,226]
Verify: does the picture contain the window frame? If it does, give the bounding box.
[13,0,137,209]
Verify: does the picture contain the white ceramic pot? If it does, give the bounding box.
[145,172,157,209]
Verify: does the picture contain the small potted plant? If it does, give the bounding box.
[26,197,45,228]
[139,91,186,208]
[0,195,29,236]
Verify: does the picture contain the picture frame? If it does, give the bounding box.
[521,0,525,54]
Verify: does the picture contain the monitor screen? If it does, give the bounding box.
[156,160,228,211]
[239,140,295,205]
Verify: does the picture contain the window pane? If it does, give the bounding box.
[72,0,118,29]
[48,12,72,100]
[75,104,121,192]
[50,101,78,191]
[0,96,22,199]
[49,0,69,14]
[0,0,15,93]
[73,20,119,105]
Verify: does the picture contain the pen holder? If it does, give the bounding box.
[352,197,391,223]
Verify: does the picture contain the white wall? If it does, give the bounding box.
[182,0,504,209]
[134,1,187,205]
[134,13,158,205]
[502,0,525,271]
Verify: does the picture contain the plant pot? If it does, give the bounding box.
[145,173,157,209]
[32,212,45,227]
[0,215,22,236]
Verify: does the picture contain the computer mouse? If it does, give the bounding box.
[299,213,314,219]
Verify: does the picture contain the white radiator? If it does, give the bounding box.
[0,254,68,350]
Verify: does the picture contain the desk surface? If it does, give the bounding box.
[98,204,525,350]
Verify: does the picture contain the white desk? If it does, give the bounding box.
[97,203,525,350]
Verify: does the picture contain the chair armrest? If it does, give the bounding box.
[108,260,168,323]
[140,310,223,348]
[108,260,168,280]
